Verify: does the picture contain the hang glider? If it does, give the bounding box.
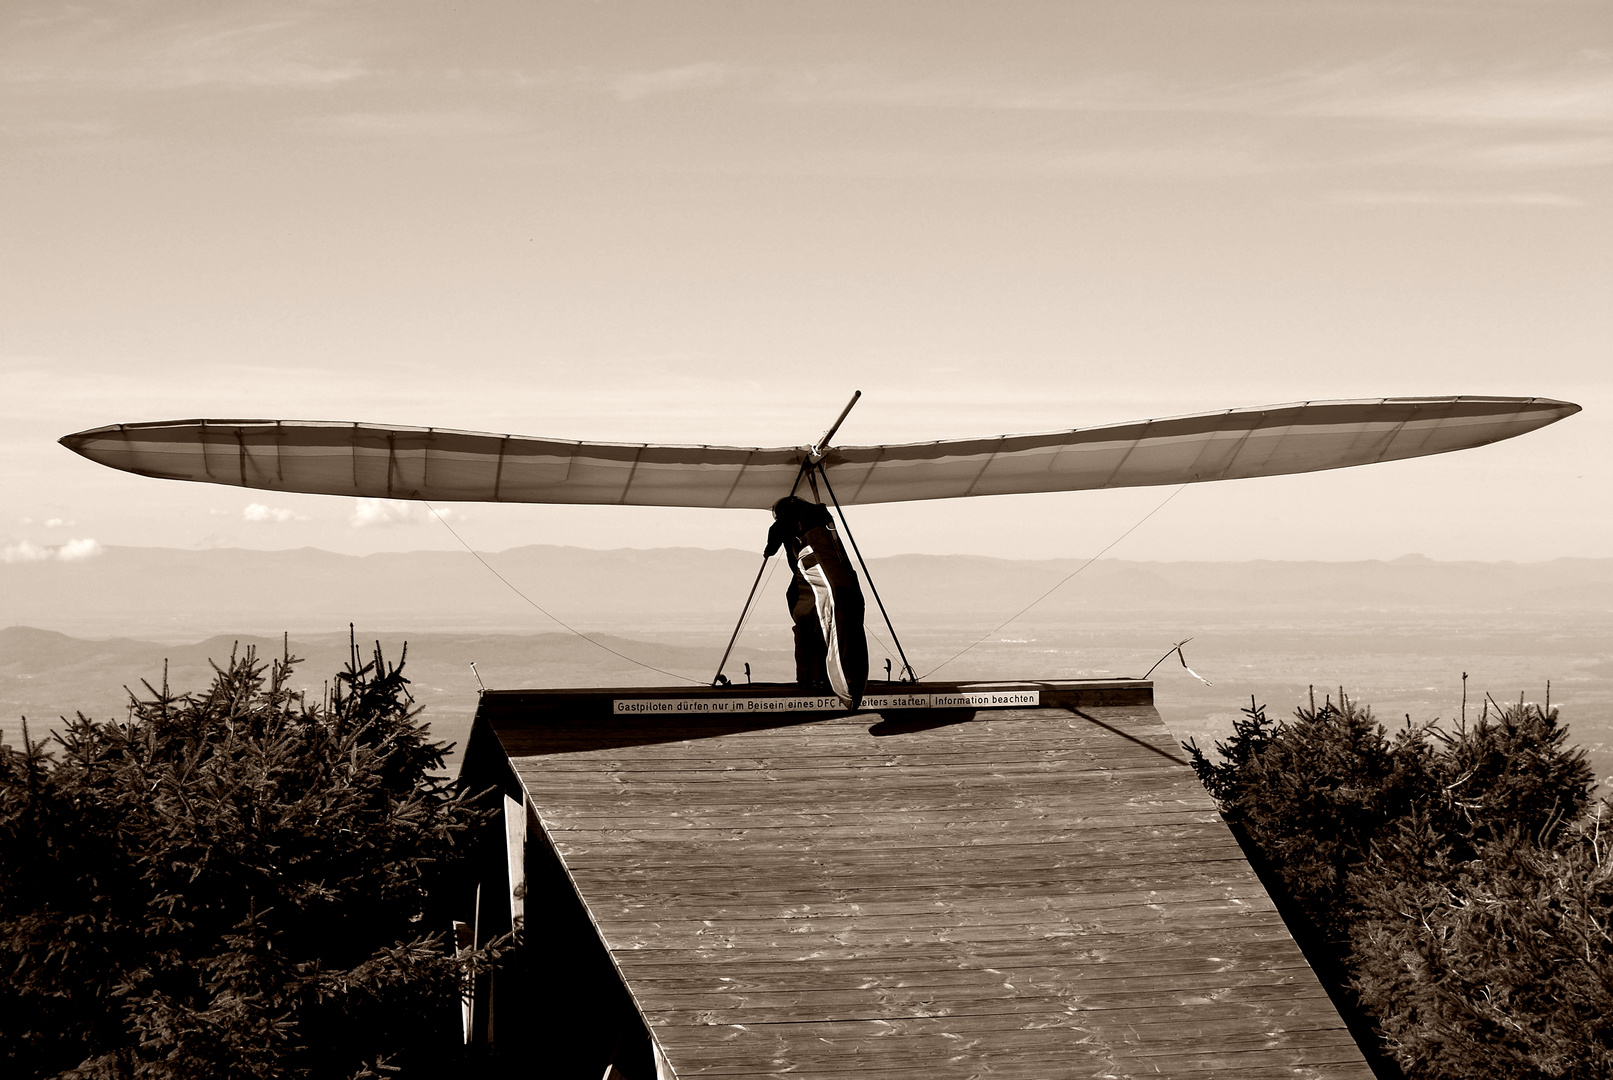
[60,396,1578,510]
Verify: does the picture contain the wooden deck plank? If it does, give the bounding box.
[536,799,1220,830]
[559,850,1246,872]
[635,980,1336,1022]
[619,963,1325,998]
[581,864,1260,898]
[607,930,1317,974]
[615,938,1313,979]
[478,682,1371,1078]
[652,1016,1365,1072]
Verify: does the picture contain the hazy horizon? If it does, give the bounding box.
[7,545,1610,789]
[22,537,1613,561]
[7,610,1611,793]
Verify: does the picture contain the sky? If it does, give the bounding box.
[3,0,1610,564]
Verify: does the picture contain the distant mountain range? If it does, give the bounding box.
[0,623,739,770]
[5,545,1612,640]
[4,546,1611,778]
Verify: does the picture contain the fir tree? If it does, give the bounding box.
[0,640,506,1080]
[1187,691,1607,1079]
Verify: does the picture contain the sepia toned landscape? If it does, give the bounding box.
[6,0,1610,1074]
[7,545,1610,782]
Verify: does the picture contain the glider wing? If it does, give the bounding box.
[60,396,1578,509]
[821,396,1580,505]
[59,419,805,508]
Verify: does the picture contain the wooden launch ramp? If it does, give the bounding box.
[460,681,1372,1079]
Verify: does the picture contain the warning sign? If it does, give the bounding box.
[611,690,1040,716]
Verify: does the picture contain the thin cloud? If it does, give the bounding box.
[0,118,117,140]
[3,11,367,90]
[3,56,364,90]
[1301,70,1613,127]
[760,60,1613,183]
[1,541,50,563]
[1049,142,1274,180]
[1327,189,1583,206]
[350,498,455,528]
[135,16,366,88]
[57,538,103,561]
[1473,137,1613,169]
[770,59,1613,130]
[289,110,527,138]
[242,503,307,523]
[144,58,364,90]
[614,62,734,101]
[771,66,1171,113]
[2,538,104,563]
[771,63,1292,114]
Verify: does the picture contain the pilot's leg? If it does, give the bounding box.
[786,572,828,689]
[797,539,866,708]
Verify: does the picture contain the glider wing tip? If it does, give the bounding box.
[60,422,127,448]
[1535,398,1584,424]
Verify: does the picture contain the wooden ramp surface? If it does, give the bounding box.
[476,682,1372,1079]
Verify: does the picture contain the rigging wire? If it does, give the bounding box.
[814,463,917,682]
[864,623,901,682]
[711,550,775,685]
[709,453,815,686]
[732,550,784,677]
[711,543,789,686]
[920,484,1190,680]
[421,501,702,685]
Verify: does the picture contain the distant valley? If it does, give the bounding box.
[6,544,1613,638]
[4,546,1610,780]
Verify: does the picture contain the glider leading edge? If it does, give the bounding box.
[60,395,1580,707]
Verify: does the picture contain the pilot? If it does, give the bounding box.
[765,495,868,708]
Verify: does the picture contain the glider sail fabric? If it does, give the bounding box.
[60,396,1578,509]
[826,396,1579,505]
[60,419,806,508]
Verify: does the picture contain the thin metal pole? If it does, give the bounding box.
[712,552,772,685]
[786,457,810,499]
[810,390,861,462]
[814,463,917,683]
